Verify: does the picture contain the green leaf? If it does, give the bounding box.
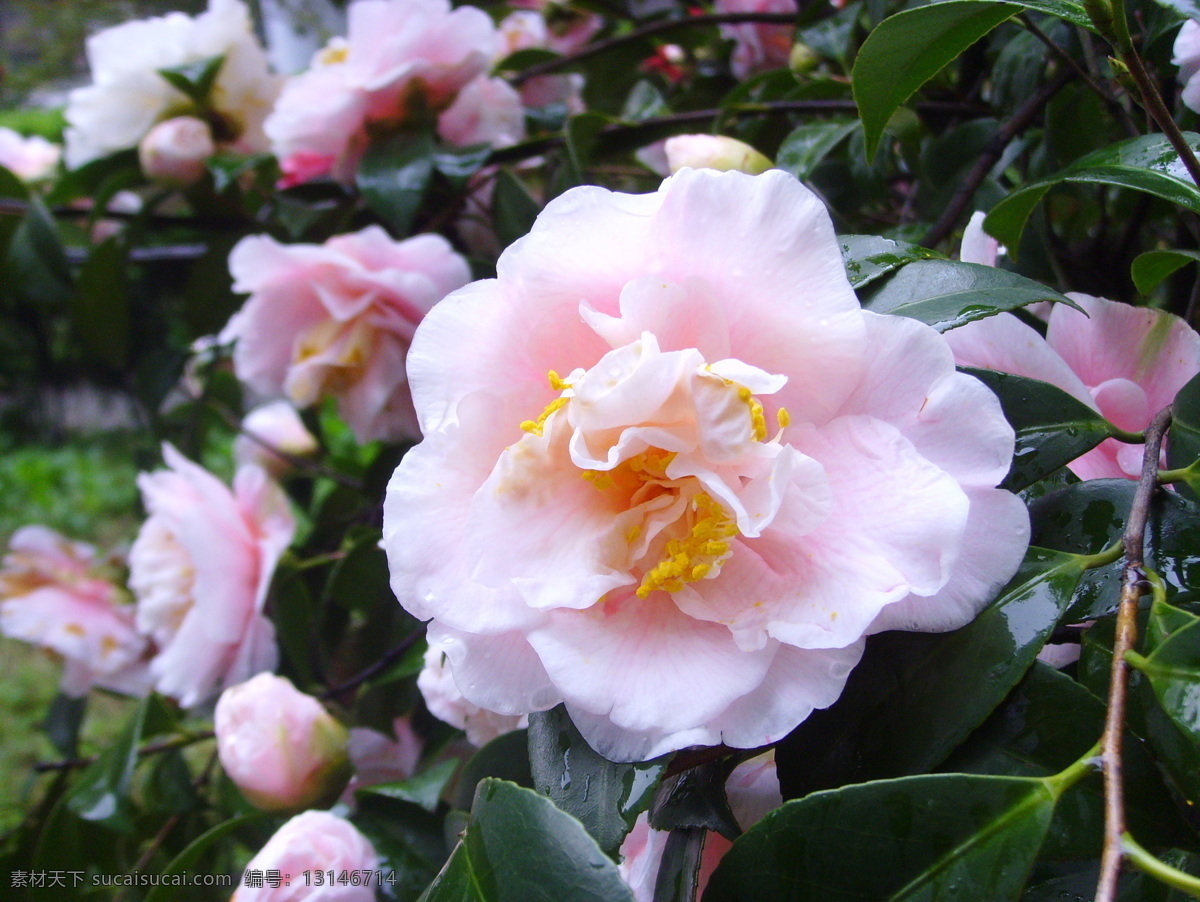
[649,761,740,840]
[985,133,1200,252]
[959,368,1122,491]
[0,163,28,199]
[357,129,436,236]
[358,758,459,813]
[558,111,610,192]
[777,547,1087,799]
[3,194,73,308]
[1168,372,1200,498]
[1150,0,1200,21]
[144,749,199,815]
[839,234,945,288]
[433,143,493,189]
[156,54,226,107]
[492,169,541,250]
[860,259,1077,331]
[1131,249,1200,296]
[70,236,131,369]
[853,2,1019,159]
[528,705,667,856]
[1130,615,1200,745]
[777,120,860,181]
[65,696,150,831]
[354,793,450,901]
[43,693,86,757]
[450,729,534,811]
[705,773,1056,901]
[144,814,265,902]
[422,779,636,902]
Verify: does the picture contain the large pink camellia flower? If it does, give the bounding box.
[946,294,1200,480]
[129,445,294,708]
[265,0,497,186]
[382,168,1029,762]
[222,226,472,443]
[0,526,148,697]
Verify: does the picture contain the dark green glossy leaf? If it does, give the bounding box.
[528,705,667,855]
[1131,249,1200,296]
[1150,0,1200,21]
[777,120,859,181]
[43,693,86,757]
[156,54,225,107]
[985,133,1200,252]
[433,143,492,189]
[649,761,740,841]
[3,194,73,308]
[860,259,1076,331]
[559,111,609,192]
[71,236,130,369]
[939,663,1193,856]
[357,129,436,236]
[853,2,1019,158]
[422,779,635,902]
[0,163,28,199]
[839,234,944,288]
[65,695,150,831]
[355,793,450,901]
[1168,372,1200,498]
[959,368,1121,491]
[494,47,561,73]
[144,814,265,902]
[777,547,1086,799]
[1130,612,1200,745]
[144,748,198,815]
[450,729,534,811]
[324,532,389,612]
[705,773,1056,901]
[358,758,459,813]
[47,149,138,205]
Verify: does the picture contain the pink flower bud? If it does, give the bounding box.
[215,673,351,813]
[663,134,773,175]
[137,116,215,187]
[234,401,319,477]
[233,811,378,902]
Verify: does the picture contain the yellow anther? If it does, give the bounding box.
[777,407,791,428]
[520,396,568,436]
[636,492,739,598]
[548,370,572,391]
[737,386,768,441]
[626,525,642,543]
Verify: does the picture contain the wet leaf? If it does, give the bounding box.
[1131,249,1200,296]
[357,129,436,236]
[840,234,944,288]
[1168,372,1200,498]
[778,120,860,182]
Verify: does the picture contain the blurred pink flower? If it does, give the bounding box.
[437,77,526,149]
[234,400,319,476]
[266,0,497,185]
[222,225,472,443]
[138,116,215,187]
[382,168,1028,761]
[418,645,528,747]
[618,750,782,901]
[1175,20,1200,113]
[215,673,350,812]
[959,211,1005,268]
[0,128,60,182]
[0,526,148,697]
[946,294,1200,479]
[232,810,378,902]
[716,0,797,79]
[129,445,294,708]
[343,717,423,799]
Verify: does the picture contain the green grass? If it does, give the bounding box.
[0,433,144,834]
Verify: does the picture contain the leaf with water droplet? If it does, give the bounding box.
[839,234,945,288]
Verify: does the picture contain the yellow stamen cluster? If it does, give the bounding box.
[581,448,676,494]
[636,493,739,599]
[520,371,573,436]
[738,387,768,441]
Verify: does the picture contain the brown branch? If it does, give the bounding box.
[34,730,215,774]
[509,13,801,85]
[921,68,1074,250]
[1095,404,1173,902]
[320,627,426,700]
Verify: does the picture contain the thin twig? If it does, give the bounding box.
[1095,404,1173,902]
[1119,49,1200,189]
[921,68,1074,249]
[509,13,801,85]
[320,627,426,700]
[34,730,215,773]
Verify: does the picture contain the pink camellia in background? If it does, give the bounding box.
[0,127,61,182]
[382,168,1029,762]
[234,400,320,477]
[222,226,472,443]
[946,294,1200,480]
[0,526,148,697]
[618,750,781,901]
[129,445,295,708]
[232,810,379,902]
[215,673,351,812]
[418,645,528,747]
[265,0,497,186]
[1174,20,1200,113]
[63,0,279,168]
[341,717,423,802]
[716,0,798,79]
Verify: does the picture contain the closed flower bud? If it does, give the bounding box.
[138,116,215,186]
[234,401,319,477]
[663,134,773,175]
[789,42,820,74]
[215,673,351,812]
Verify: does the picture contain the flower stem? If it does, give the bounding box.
[1123,833,1200,898]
